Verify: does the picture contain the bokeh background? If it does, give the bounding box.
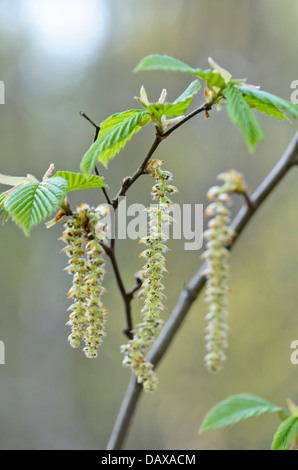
[0,0,298,450]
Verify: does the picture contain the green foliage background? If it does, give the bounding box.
[0,0,298,450]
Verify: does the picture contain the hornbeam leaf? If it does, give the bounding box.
[54,171,106,192]
[135,54,226,89]
[271,416,298,450]
[0,193,7,217]
[80,110,149,174]
[244,96,288,121]
[135,54,195,74]
[4,177,68,235]
[200,394,287,433]
[226,83,264,152]
[145,80,202,123]
[193,69,226,89]
[173,80,202,104]
[237,86,298,120]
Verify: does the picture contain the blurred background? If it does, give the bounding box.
[0,0,298,450]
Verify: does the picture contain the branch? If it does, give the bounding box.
[106,131,298,450]
[100,242,134,339]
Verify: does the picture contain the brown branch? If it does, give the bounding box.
[79,110,100,141]
[100,242,134,339]
[111,135,162,210]
[106,131,298,450]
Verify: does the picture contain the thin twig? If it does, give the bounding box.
[242,191,255,212]
[100,242,134,339]
[162,101,211,138]
[79,110,100,140]
[106,131,298,450]
[80,111,112,206]
[111,135,162,210]
[126,276,143,300]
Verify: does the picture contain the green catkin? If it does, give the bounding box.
[60,203,109,358]
[202,170,247,373]
[121,160,177,392]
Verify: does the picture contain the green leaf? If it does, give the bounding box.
[135,54,226,90]
[80,110,149,173]
[173,80,202,104]
[200,394,286,433]
[193,69,226,89]
[54,171,106,192]
[208,57,232,83]
[271,416,298,450]
[4,177,68,236]
[245,96,288,121]
[135,54,195,74]
[226,83,264,152]
[237,85,298,120]
[145,80,202,125]
[0,193,7,217]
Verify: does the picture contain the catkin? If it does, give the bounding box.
[121,160,177,391]
[60,203,109,358]
[202,170,247,372]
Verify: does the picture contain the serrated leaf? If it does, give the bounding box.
[145,80,201,124]
[147,101,188,121]
[54,171,106,192]
[81,110,149,173]
[163,80,201,116]
[226,83,264,152]
[245,96,288,120]
[0,193,7,217]
[237,86,298,120]
[135,54,226,90]
[173,80,202,105]
[96,110,143,136]
[200,394,286,433]
[194,69,226,89]
[4,177,68,236]
[135,54,195,74]
[271,416,298,450]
